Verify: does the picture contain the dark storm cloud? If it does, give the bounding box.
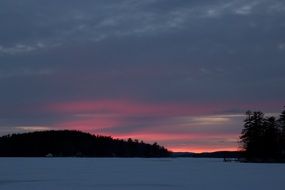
[0,0,285,150]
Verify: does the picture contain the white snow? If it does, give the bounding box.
[0,158,284,190]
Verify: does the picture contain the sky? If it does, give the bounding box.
[0,0,285,152]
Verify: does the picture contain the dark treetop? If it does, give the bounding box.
[0,130,170,157]
[240,107,285,162]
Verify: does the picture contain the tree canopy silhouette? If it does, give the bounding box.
[0,130,170,157]
[240,107,285,162]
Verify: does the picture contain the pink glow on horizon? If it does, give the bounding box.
[112,132,239,153]
[44,99,245,152]
[109,131,238,142]
[51,117,239,153]
[99,132,238,153]
[168,146,239,153]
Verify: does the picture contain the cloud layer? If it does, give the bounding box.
[0,0,284,152]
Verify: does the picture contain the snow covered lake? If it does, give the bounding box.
[0,158,284,190]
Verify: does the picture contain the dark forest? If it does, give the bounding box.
[0,130,170,157]
[240,107,285,162]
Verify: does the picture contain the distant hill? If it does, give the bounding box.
[172,151,244,158]
[192,151,244,158]
[0,130,170,157]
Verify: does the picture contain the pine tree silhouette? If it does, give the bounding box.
[240,108,285,162]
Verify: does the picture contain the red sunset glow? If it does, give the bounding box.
[44,100,243,152]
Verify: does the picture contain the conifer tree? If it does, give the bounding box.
[278,106,285,157]
[240,108,285,162]
[263,116,280,159]
[240,111,266,160]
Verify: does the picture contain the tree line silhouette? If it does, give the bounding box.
[0,130,170,157]
[240,107,285,162]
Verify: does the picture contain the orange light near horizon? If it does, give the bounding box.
[110,133,239,153]
[105,132,240,153]
[44,99,243,153]
[168,146,239,153]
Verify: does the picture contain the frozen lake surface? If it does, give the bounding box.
[0,158,284,190]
